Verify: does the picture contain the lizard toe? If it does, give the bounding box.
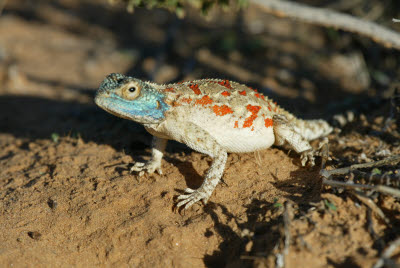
[155,167,163,175]
[130,161,162,175]
[300,150,315,166]
[130,162,145,172]
[177,189,209,209]
[176,198,194,210]
[184,188,196,193]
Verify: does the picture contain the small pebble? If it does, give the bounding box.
[47,198,57,209]
[28,231,41,240]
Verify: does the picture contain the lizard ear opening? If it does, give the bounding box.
[122,81,141,100]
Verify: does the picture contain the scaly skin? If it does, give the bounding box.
[95,73,332,210]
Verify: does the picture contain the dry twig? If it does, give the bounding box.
[320,154,400,178]
[351,191,390,224]
[322,179,400,199]
[373,236,400,268]
[320,154,400,199]
[352,169,400,188]
[282,202,292,257]
[320,155,400,198]
[367,209,386,253]
[251,0,400,50]
[275,202,293,268]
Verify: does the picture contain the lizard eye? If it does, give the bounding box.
[122,82,141,100]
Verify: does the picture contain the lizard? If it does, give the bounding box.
[95,73,333,210]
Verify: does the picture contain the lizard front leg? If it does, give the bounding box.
[131,136,167,176]
[272,114,315,166]
[173,122,228,210]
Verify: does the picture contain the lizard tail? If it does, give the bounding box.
[273,104,333,141]
[292,118,333,141]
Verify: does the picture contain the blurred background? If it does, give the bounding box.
[1,0,400,116]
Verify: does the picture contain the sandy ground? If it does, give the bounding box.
[0,0,399,267]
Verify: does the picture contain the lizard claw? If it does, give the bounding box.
[300,150,315,166]
[130,160,163,176]
[176,188,210,210]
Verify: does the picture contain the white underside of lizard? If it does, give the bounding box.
[147,105,276,153]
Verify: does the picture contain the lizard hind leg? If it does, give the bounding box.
[272,114,315,166]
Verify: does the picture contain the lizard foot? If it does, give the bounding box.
[176,188,210,210]
[130,160,162,176]
[300,150,315,167]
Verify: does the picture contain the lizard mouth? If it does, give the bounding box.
[102,106,132,120]
[94,94,133,121]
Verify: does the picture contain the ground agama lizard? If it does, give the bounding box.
[95,73,333,209]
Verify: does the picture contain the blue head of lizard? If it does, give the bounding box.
[95,73,169,124]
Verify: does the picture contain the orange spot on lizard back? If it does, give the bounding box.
[239,90,247,96]
[234,121,239,128]
[213,105,233,116]
[189,84,201,95]
[195,95,213,106]
[165,87,175,92]
[264,118,273,128]
[243,104,261,128]
[221,91,231,97]
[255,93,265,100]
[218,80,233,89]
[247,104,261,114]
